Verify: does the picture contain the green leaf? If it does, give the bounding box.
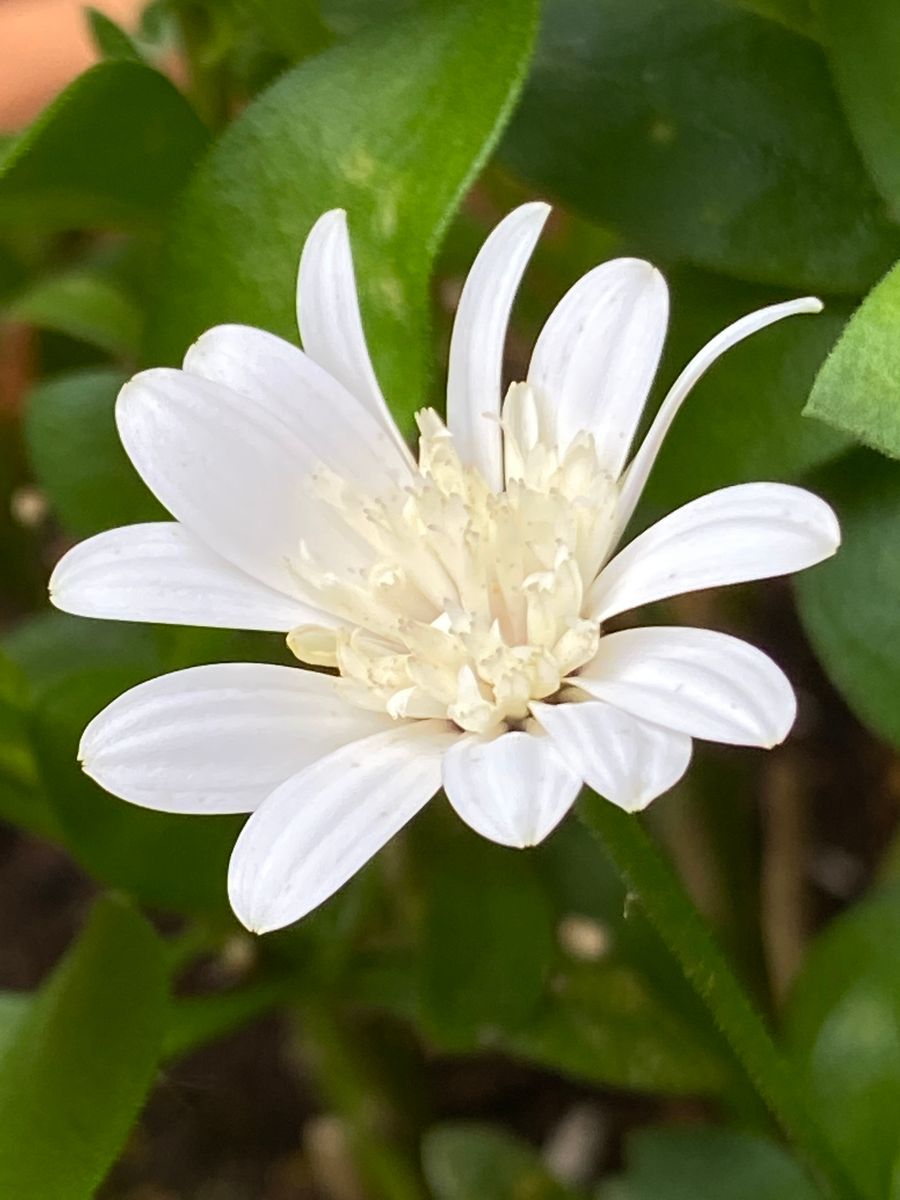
[0,62,208,231]
[795,452,900,750]
[417,822,555,1047]
[502,0,899,294]
[163,978,289,1060]
[804,260,900,459]
[786,885,900,1199]
[7,271,142,357]
[602,1126,823,1200]
[86,7,144,61]
[0,895,167,1199]
[423,1122,583,1200]
[639,271,852,514]
[0,649,57,841]
[498,960,728,1097]
[820,1,900,215]
[25,368,164,537]
[146,0,539,426]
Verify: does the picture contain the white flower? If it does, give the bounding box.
[49,203,840,933]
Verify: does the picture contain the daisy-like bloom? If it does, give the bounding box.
[49,203,840,933]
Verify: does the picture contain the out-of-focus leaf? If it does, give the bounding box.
[795,452,900,750]
[25,368,163,537]
[163,978,289,1061]
[417,823,555,1047]
[712,0,817,38]
[639,271,852,515]
[234,0,333,58]
[820,1,900,215]
[498,961,728,1098]
[804,260,900,459]
[502,0,899,293]
[7,271,142,357]
[86,7,144,61]
[0,993,29,1058]
[0,649,57,840]
[786,885,900,1200]
[423,1122,583,1200]
[0,62,208,231]
[0,896,167,1200]
[147,0,539,425]
[600,1126,823,1200]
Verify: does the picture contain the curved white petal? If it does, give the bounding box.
[442,729,582,848]
[447,202,550,490]
[574,626,796,747]
[80,663,392,815]
[527,257,669,475]
[590,482,841,622]
[296,210,413,464]
[613,297,823,539]
[228,720,456,932]
[117,364,386,595]
[531,698,691,813]
[49,522,333,632]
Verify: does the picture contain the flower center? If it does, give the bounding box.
[287,383,619,734]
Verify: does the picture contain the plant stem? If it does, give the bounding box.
[299,1001,427,1200]
[577,790,860,1200]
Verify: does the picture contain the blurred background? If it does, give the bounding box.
[0,2,898,1199]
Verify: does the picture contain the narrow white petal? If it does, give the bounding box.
[49,522,333,632]
[117,364,388,595]
[531,698,691,813]
[575,626,796,747]
[590,482,841,622]
[528,257,668,475]
[614,297,823,539]
[228,721,456,932]
[80,663,392,814]
[296,209,413,464]
[447,202,550,490]
[442,730,582,848]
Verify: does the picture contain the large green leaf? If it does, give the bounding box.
[423,1123,583,1200]
[502,0,899,293]
[25,368,164,537]
[7,271,142,357]
[820,1,900,214]
[785,885,900,1199]
[146,0,539,421]
[804,260,900,460]
[795,452,900,750]
[601,1126,822,1200]
[0,62,208,231]
[0,896,167,1199]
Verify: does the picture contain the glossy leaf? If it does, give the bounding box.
[786,885,900,1199]
[795,452,900,750]
[804,259,900,460]
[820,0,900,214]
[502,0,899,293]
[86,7,144,61]
[0,62,208,231]
[0,896,167,1199]
[7,271,142,357]
[25,368,164,537]
[423,1122,582,1200]
[602,1126,823,1200]
[146,0,539,422]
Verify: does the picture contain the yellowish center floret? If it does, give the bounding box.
[287,383,618,734]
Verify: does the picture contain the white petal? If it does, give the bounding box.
[228,720,456,932]
[527,257,668,475]
[575,626,796,747]
[296,209,413,464]
[447,202,550,490]
[531,698,691,813]
[49,522,333,632]
[590,482,841,622]
[442,729,582,848]
[117,364,388,595]
[80,663,392,814]
[613,297,823,540]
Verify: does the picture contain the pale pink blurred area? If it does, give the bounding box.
[0,0,144,130]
